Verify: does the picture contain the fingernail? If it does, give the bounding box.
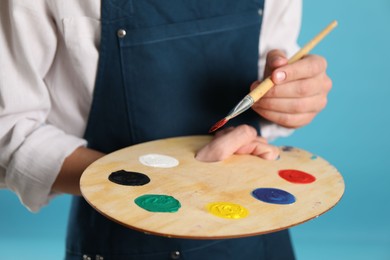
[275,71,286,83]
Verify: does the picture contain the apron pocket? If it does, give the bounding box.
[117,10,263,143]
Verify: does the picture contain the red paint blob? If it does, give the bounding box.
[278,169,316,184]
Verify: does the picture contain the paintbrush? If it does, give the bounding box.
[209,20,338,133]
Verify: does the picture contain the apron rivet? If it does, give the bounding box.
[258,9,263,16]
[82,255,91,260]
[117,29,127,38]
[170,250,181,259]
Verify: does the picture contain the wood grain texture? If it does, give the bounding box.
[80,136,344,239]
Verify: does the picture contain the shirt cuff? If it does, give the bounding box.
[5,125,86,212]
[260,121,294,142]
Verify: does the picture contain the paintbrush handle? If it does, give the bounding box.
[248,20,338,102]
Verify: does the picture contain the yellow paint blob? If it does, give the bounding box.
[207,202,249,219]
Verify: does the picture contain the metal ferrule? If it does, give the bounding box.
[226,95,254,120]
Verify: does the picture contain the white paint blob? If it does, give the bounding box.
[139,154,179,168]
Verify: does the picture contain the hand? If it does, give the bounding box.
[251,49,332,128]
[195,125,279,162]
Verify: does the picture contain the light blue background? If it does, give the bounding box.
[1,1,389,259]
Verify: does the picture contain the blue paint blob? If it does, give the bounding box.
[252,188,296,205]
[281,146,294,152]
[310,154,318,160]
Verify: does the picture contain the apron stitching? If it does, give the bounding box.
[107,0,133,18]
[119,11,261,47]
[118,38,138,143]
[123,21,260,47]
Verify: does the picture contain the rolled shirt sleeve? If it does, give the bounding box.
[0,1,86,212]
[258,0,302,141]
[5,126,86,212]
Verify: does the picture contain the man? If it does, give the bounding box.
[0,0,331,258]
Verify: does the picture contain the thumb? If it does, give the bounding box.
[264,49,288,78]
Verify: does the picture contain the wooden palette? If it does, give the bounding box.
[80,136,344,239]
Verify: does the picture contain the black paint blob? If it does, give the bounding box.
[108,170,150,186]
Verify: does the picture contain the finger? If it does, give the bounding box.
[213,127,235,139]
[254,95,328,114]
[256,136,268,144]
[263,73,331,99]
[272,55,328,84]
[195,125,257,162]
[235,140,280,160]
[255,109,317,128]
[267,49,288,67]
[264,49,288,78]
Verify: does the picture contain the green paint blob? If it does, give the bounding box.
[134,194,181,213]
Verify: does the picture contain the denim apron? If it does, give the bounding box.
[65,1,295,259]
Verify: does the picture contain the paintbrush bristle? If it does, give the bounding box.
[208,118,228,133]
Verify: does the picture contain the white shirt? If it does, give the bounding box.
[0,0,301,212]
